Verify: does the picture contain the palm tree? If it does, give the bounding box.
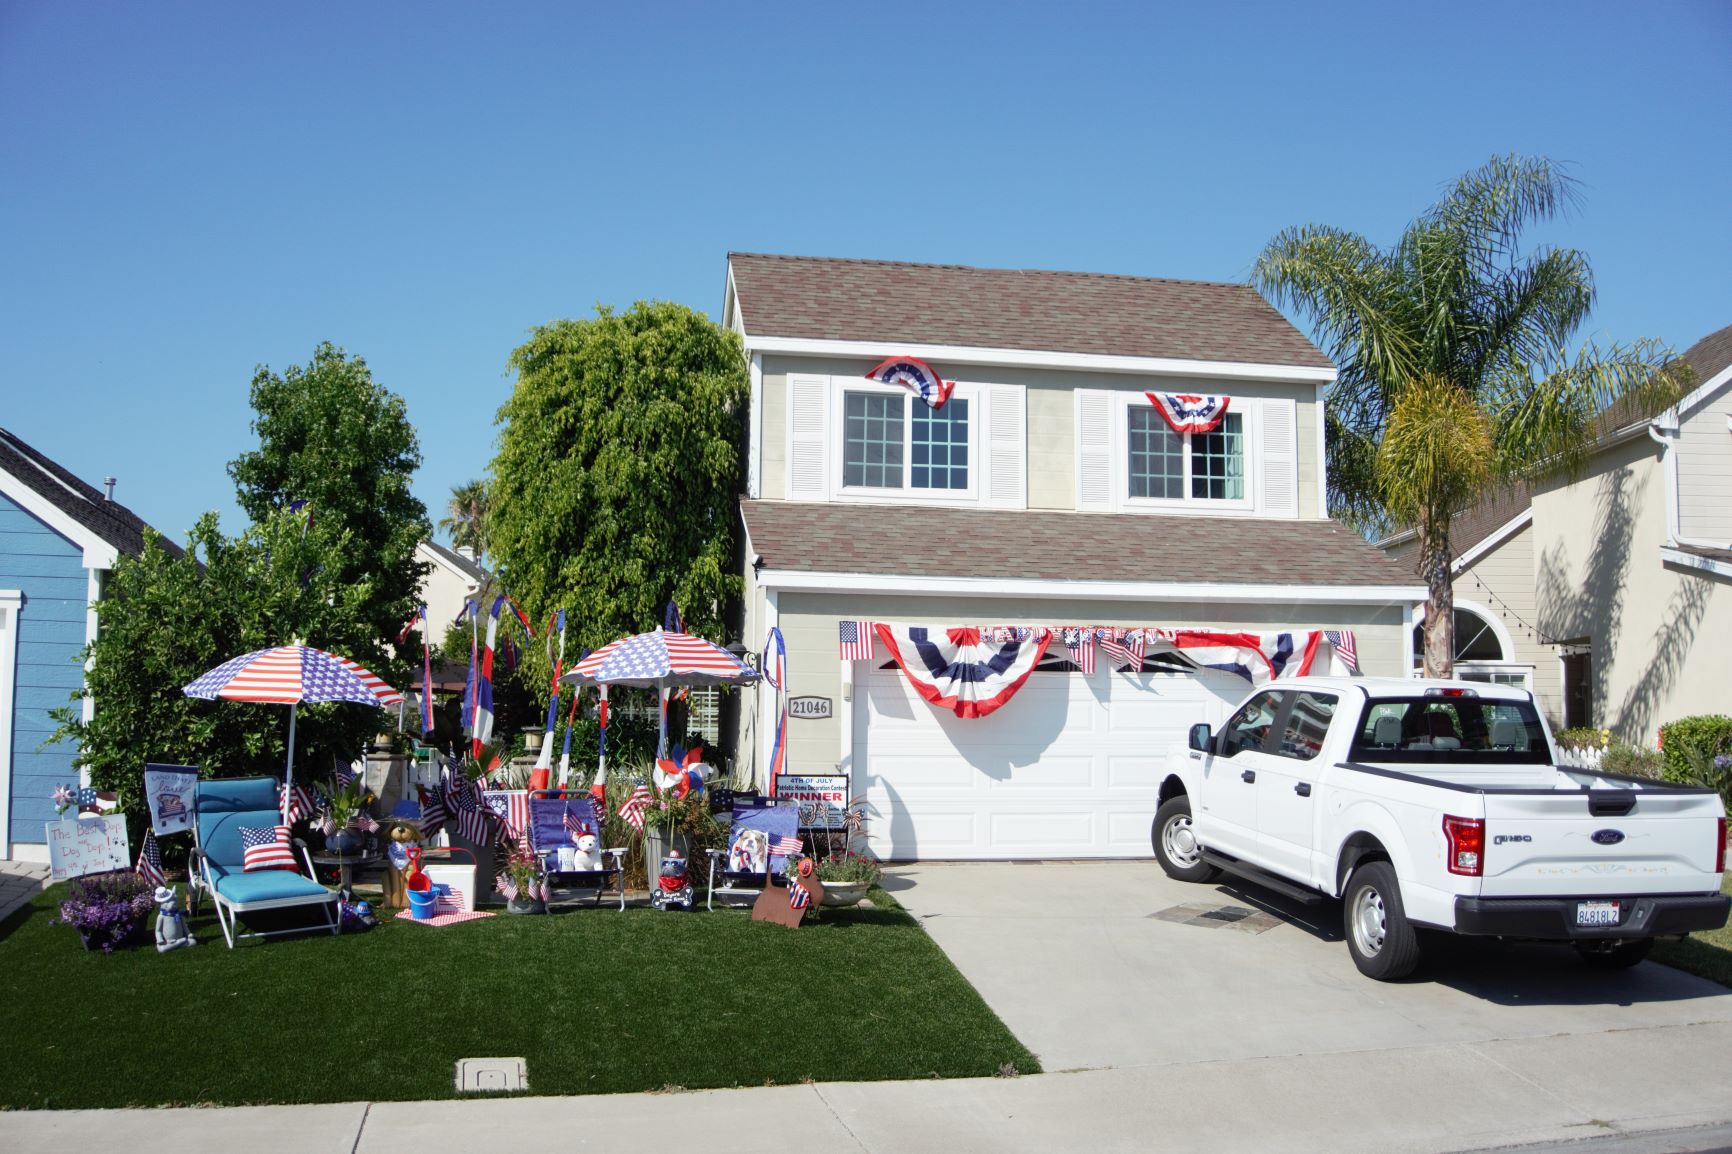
[1253,154,1690,677]
[440,479,491,563]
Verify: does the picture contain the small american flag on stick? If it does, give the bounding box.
[564,810,592,842]
[770,834,803,856]
[1324,630,1359,673]
[1100,628,1145,671]
[136,829,166,888]
[619,785,653,833]
[838,620,876,662]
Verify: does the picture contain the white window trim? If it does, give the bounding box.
[0,590,20,858]
[832,378,982,504]
[1115,392,1255,513]
[1409,598,1521,667]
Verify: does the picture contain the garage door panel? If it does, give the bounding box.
[861,666,1241,859]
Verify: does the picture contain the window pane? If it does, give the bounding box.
[911,397,969,490]
[1191,413,1244,500]
[1275,692,1336,762]
[1128,407,1184,499]
[844,392,905,489]
[1219,691,1281,757]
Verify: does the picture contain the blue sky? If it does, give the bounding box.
[3,1,1728,542]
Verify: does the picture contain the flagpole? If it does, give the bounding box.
[282,702,299,824]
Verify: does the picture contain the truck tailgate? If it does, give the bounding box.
[1477,789,1724,898]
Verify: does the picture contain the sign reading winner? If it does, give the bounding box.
[777,774,848,829]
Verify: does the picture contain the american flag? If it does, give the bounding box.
[788,879,811,909]
[335,763,357,789]
[1101,628,1145,670]
[770,834,803,856]
[1324,630,1359,673]
[839,620,876,662]
[136,829,166,888]
[444,777,495,844]
[416,784,447,837]
[1062,627,1096,674]
[281,782,319,825]
[564,810,593,842]
[618,784,653,833]
[434,885,466,915]
[484,790,530,849]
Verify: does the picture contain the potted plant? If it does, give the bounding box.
[794,797,879,907]
[53,869,156,952]
[315,773,379,855]
[641,786,722,872]
[497,844,549,914]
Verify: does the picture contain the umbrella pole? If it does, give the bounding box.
[657,684,668,760]
[283,702,299,824]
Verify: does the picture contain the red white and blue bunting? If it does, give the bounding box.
[1144,392,1230,434]
[865,356,956,409]
[872,624,1052,719]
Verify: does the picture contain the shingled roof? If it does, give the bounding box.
[728,253,1334,371]
[741,500,1413,588]
[0,427,183,560]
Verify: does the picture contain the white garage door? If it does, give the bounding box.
[858,661,1246,860]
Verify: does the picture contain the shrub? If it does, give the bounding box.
[1601,741,1665,780]
[1555,727,1611,752]
[1658,715,1732,784]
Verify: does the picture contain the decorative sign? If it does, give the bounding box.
[776,774,849,829]
[144,763,200,835]
[788,696,832,720]
[47,814,130,882]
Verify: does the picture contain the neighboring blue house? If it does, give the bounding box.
[0,427,181,860]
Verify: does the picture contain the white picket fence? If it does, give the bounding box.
[1556,745,1604,771]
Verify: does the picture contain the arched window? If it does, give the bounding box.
[1411,603,1533,688]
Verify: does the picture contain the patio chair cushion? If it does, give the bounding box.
[239,825,300,872]
[195,778,287,869]
[209,864,331,905]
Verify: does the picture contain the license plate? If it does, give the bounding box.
[1577,900,1621,927]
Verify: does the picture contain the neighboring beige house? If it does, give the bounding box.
[414,540,488,640]
[1380,323,1732,744]
[722,253,1424,860]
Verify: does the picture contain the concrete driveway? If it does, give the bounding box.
[884,861,1732,1074]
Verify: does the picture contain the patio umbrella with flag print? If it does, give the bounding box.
[560,627,757,763]
[183,645,404,824]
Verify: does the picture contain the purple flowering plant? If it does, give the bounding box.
[53,869,154,953]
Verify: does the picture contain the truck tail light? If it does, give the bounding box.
[1717,818,1726,875]
[1444,815,1485,876]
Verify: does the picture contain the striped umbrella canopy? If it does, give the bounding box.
[183,645,402,822]
[559,629,756,689]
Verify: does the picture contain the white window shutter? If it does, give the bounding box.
[1256,397,1298,516]
[786,375,829,501]
[984,386,1026,507]
[1075,389,1114,511]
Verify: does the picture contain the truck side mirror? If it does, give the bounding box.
[1188,723,1213,753]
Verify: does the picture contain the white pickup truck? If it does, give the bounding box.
[1153,677,1729,980]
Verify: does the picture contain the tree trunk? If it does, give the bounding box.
[1418,511,1454,678]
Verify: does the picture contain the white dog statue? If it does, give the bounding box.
[153,885,195,952]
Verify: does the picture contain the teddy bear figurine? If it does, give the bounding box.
[154,885,195,952]
[570,832,603,871]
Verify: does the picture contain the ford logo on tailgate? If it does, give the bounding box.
[1592,829,1626,846]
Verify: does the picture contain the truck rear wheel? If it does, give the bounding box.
[1576,938,1653,969]
[1153,795,1221,883]
[1343,861,1421,981]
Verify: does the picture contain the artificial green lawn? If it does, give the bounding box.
[0,887,1037,1109]
[1652,873,1732,989]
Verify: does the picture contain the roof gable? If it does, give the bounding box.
[728,253,1334,371]
[0,427,183,566]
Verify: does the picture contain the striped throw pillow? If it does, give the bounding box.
[239,825,299,873]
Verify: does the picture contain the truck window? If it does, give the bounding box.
[1273,691,1336,762]
[1219,691,1281,757]
[1349,696,1550,764]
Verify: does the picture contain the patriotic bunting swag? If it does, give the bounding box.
[864,355,956,409]
[871,624,1052,720]
[1144,392,1230,434]
[535,609,566,779]
[471,595,503,756]
[764,626,788,796]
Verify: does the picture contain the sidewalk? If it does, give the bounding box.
[7,1020,1732,1154]
[0,859,49,922]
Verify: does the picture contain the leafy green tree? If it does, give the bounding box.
[228,341,430,659]
[440,478,492,562]
[1252,154,1690,676]
[490,301,749,675]
[55,509,391,810]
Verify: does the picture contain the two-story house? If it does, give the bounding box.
[1379,323,1732,745]
[722,254,1423,860]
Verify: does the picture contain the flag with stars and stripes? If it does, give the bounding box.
[770,834,803,856]
[416,784,447,837]
[788,878,811,909]
[1061,626,1096,674]
[564,809,593,843]
[280,782,320,826]
[484,790,530,849]
[1324,630,1359,674]
[838,620,876,662]
[1100,628,1145,671]
[618,784,653,833]
[135,829,166,888]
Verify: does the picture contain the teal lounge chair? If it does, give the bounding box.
[187,776,339,948]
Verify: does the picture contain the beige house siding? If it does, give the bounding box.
[1456,526,1561,722]
[758,354,1322,516]
[1532,436,1732,745]
[1677,382,1732,544]
[733,591,1405,788]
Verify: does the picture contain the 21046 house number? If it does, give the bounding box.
[788,696,832,719]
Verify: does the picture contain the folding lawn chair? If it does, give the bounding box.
[528,790,627,910]
[705,797,801,911]
[186,776,339,948]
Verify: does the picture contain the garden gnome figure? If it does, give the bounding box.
[154,885,195,952]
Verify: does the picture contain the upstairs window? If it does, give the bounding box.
[842,389,971,493]
[1127,407,1244,502]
